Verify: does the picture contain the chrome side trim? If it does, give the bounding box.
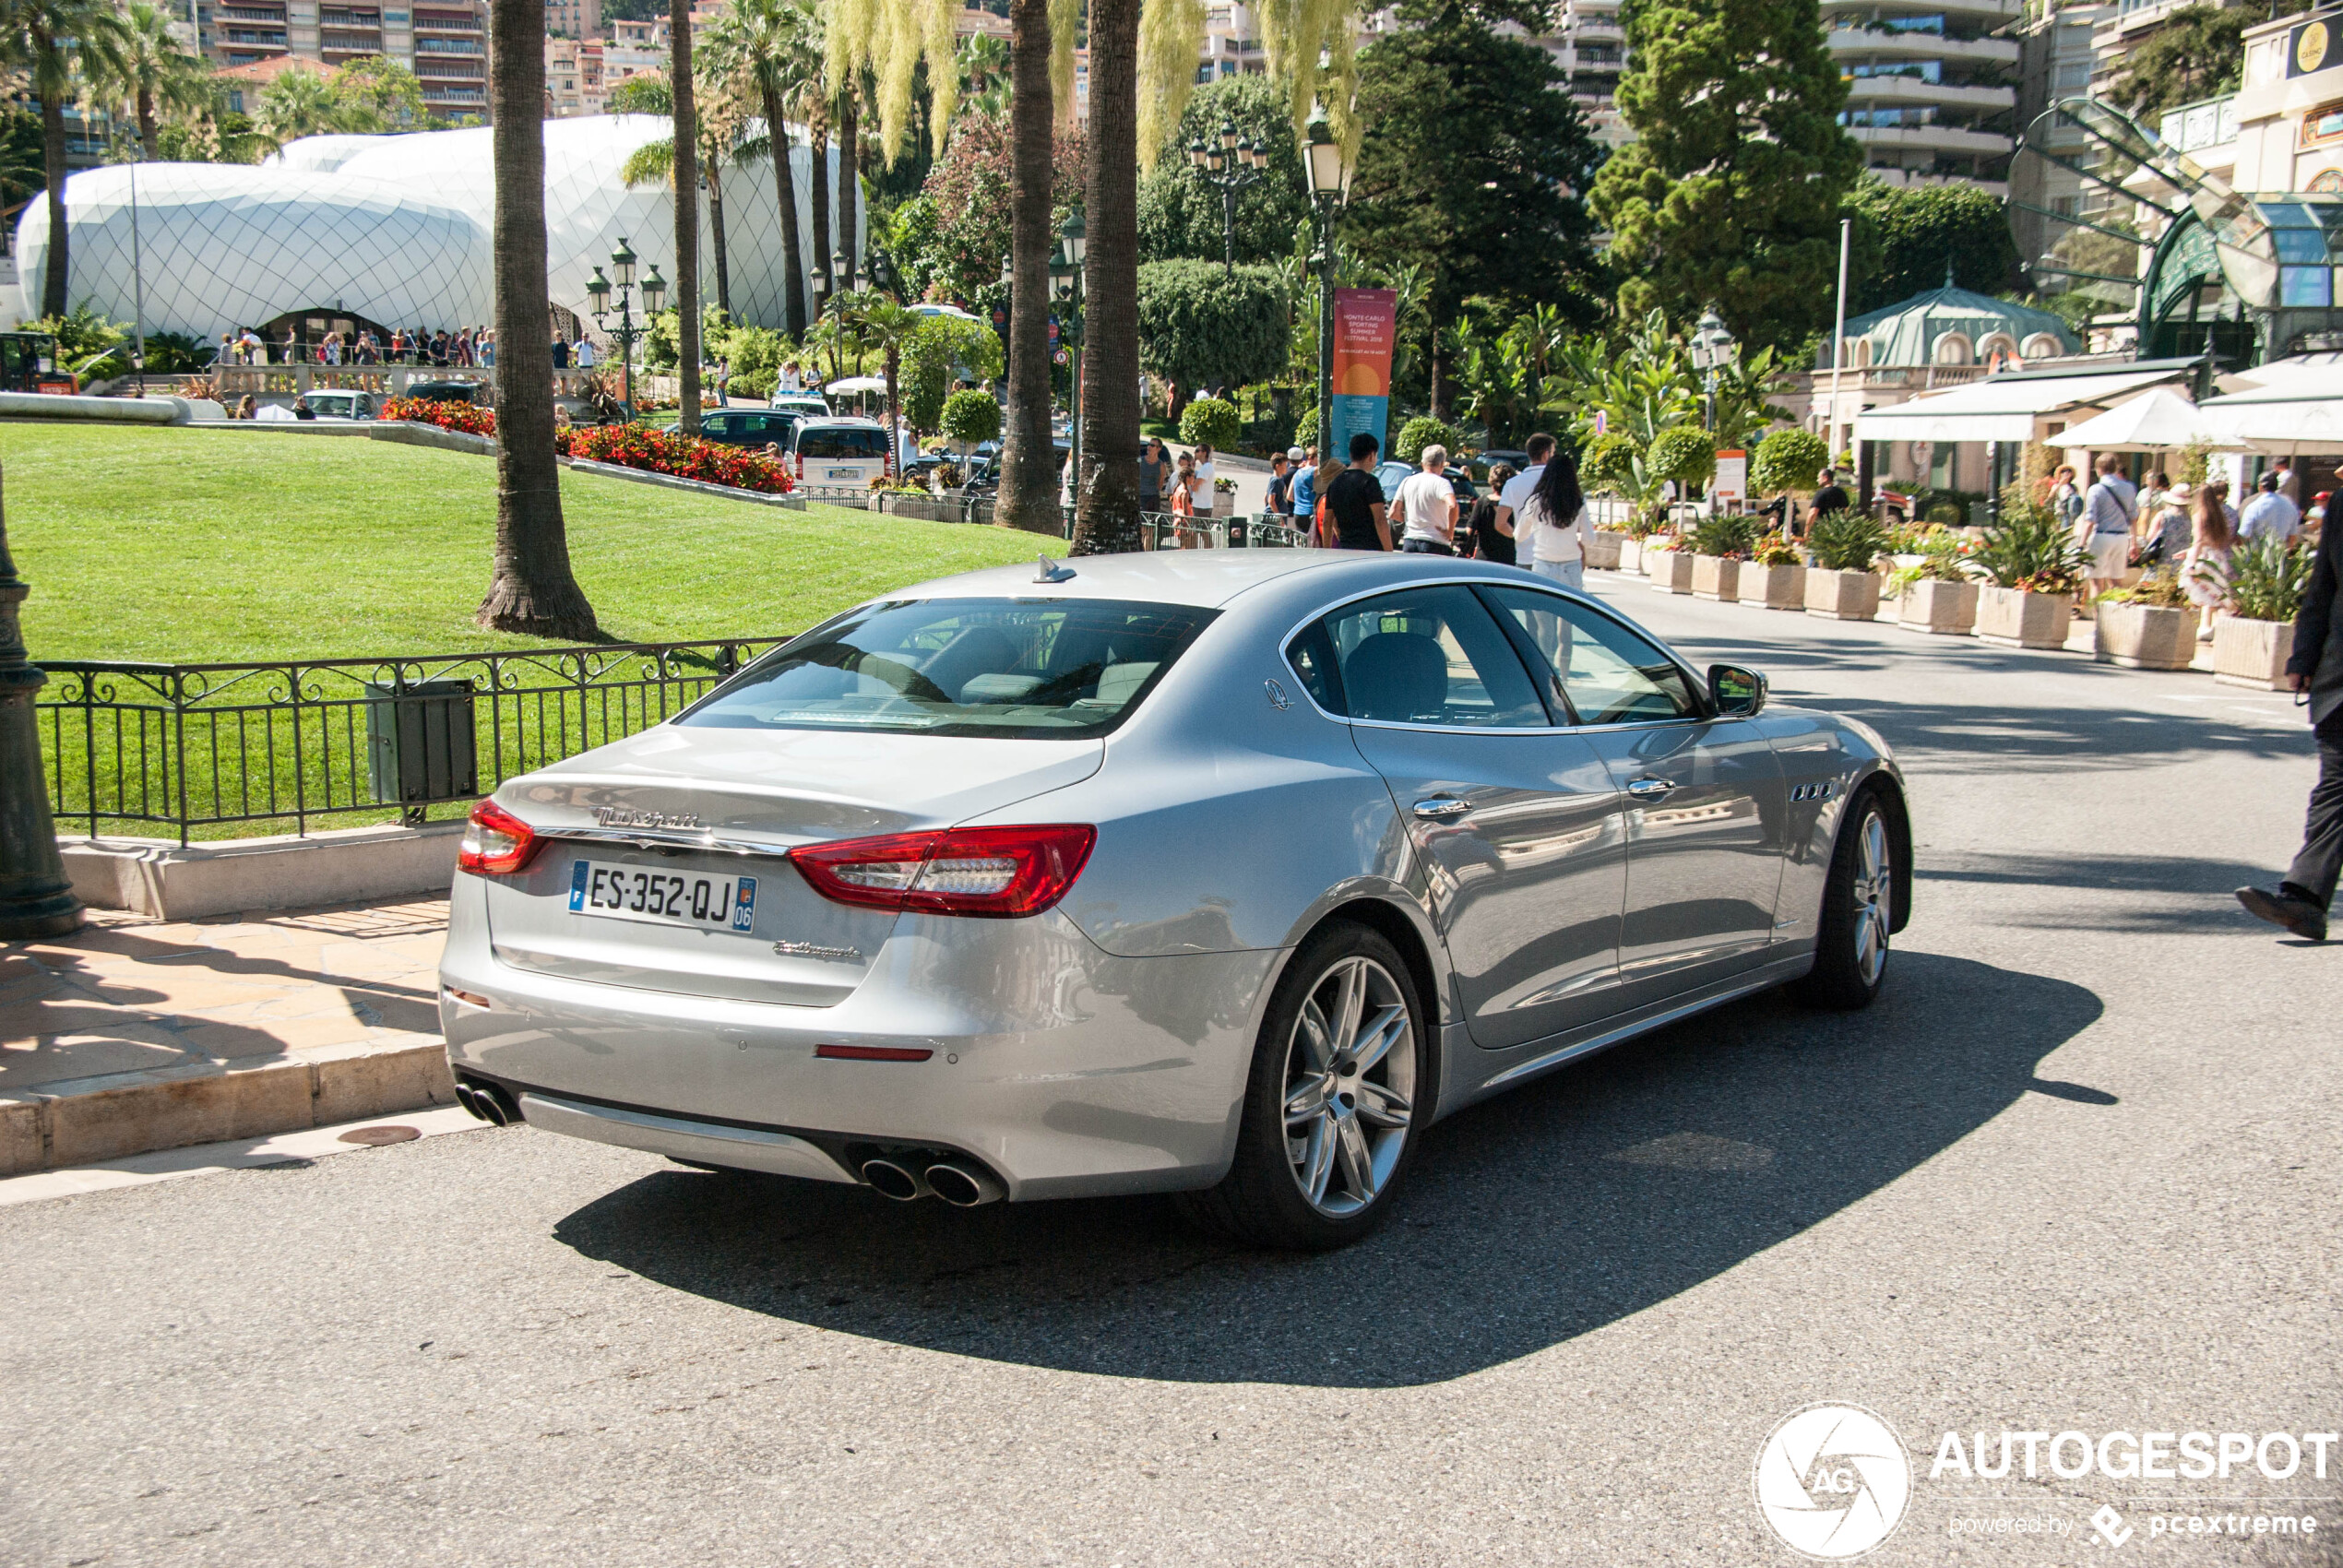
[533,826,794,858]
[1474,953,1814,1094]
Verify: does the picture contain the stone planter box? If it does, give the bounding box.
[1586,530,1625,570]
[883,493,963,523]
[1746,562,1807,610]
[2213,613,2296,690]
[1898,577,1978,635]
[1647,550,1694,593]
[1692,554,1741,601]
[1805,567,1881,621]
[2093,600,2194,671]
[1617,537,1642,575]
[1974,585,2075,649]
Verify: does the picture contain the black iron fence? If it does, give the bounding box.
[40,637,788,845]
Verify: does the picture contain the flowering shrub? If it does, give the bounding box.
[558,424,795,493]
[382,397,495,437]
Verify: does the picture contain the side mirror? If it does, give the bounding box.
[1709,663,1766,717]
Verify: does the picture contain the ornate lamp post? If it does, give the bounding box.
[1302,111,1350,472]
[1049,210,1087,488]
[1688,305,1738,434]
[1189,120,1267,279]
[0,468,80,939]
[585,238,665,418]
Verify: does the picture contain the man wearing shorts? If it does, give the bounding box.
[2077,453,2137,600]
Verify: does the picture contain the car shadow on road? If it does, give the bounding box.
[551,951,2102,1389]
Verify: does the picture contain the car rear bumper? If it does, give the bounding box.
[438,876,1281,1201]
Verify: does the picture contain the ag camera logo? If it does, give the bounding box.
[1755,1403,1913,1560]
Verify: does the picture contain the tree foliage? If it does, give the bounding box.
[2106,5,2259,119]
[1136,74,1313,267]
[901,313,1004,428]
[942,386,1003,444]
[908,107,1086,315]
[1135,258,1289,394]
[1394,415,1457,462]
[1591,0,1861,354]
[1751,427,1829,496]
[1646,424,1716,488]
[1844,177,2023,311]
[1179,396,1241,448]
[1581,432,1642,494]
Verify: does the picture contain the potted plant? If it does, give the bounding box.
[2093,569,2195,670]
[1968,493,2086,649]
[1896,532,1979,634]
[1805,510,1888,620]
[1746,530,1808,610]
[1690,514,1758,601]
[1614,511,1663,575]
[2214,535,2313,689]
[1646,533,1695,594]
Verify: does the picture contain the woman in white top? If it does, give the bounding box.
[1393,444,1460,555]
[1193,444,1217,517]
[1517,445,1592,589]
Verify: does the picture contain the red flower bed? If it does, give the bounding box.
[381,397,496,437]
[558,424,795,493]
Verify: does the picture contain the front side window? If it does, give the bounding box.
[1307,586,1546,728]
[1480,585,1701,725]
[681,598,1217,739]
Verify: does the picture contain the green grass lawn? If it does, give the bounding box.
[2,423,1062,663]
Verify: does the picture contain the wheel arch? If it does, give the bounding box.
[1282,895,1446,1124]
[1857,766,1913,933]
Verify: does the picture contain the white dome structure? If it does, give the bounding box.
[10,115,853,341]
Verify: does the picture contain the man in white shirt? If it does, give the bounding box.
[1394,444,1460,555]
[1493,433,1554,560]
[573,337,596,370]
[2075,452,2138,598]
[2241,471,2303,544]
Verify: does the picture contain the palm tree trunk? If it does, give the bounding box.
[885,341,900,481]
[837,81,859,287]
[997,0,1055,533]
[37,68,68,321]
[137,87,159,162]
[764,85,806,336]
[1069,0,1139,553]
[708,161,731,319]
[671,0,702,434]
[478,0,597,637]
[809,106,831,301]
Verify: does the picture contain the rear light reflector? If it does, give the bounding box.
[458,799,542,877]
[815,1044,934,1062]
[443,986,492,1010]
[791,825,1095,918]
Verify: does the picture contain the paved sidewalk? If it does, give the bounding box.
[0,898,456,1174]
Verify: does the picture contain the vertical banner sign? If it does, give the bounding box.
[1329,288,1397,461]
[1711,450,1747,509]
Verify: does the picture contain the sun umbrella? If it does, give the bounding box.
[2051,386,2245,452]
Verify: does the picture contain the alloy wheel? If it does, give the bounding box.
[1280,956,1415,1218]
[1852,809,1892,987]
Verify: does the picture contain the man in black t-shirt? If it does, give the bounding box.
[1326,433,1392,550]
[1809,468,1850,536]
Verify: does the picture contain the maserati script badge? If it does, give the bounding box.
[772,940,864,962]
[594,806,702,829]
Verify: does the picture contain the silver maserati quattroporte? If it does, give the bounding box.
[439,552,1909,1249]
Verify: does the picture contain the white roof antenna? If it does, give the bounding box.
[1035,554,1076,584]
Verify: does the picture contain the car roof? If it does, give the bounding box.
[798,415,885,428]
[887,550,1551,612]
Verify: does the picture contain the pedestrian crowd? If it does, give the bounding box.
[209,326,616,372]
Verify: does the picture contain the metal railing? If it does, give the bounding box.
[211,365,601,400]
[40,637,786,845]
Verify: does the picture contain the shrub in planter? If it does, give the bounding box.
[382,396,495,437]
[1178,396,1241,451]
[1806,508,1889,621]
[943,388,1003,447]
[1899,576,1979,634]
[558,424,795,492]
[1582,432,1641,498]
[1688,514,1755,600]
[2093,571,2195,670]
[2214,538,2314,688]
[1975,584,2074,648]
[1646,539,1695,593]
[1693,552,1742,600]
[1394,416,1458,464]
[1745,531,1807,609]
[1750,428,1829,500]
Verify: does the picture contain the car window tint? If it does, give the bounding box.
[798,427,888,459]
[1318,586,1546,728]
[681,598,1219,740]
[1480,585,1700,724]
[1283,622,1344,713]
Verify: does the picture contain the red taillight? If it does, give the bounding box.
[790,825,1095,919]
[458,798,542,876]
[795,452,804,480]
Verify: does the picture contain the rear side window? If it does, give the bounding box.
[798,427,888,459]
[682,598,1219,739]
[1299,586,1547,728]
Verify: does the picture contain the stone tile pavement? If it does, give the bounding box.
[0,899,457,1173]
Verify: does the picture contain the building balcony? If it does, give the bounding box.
[1824,0,2020,22]
[1842,76,2016,112]
[1827,27,2019,64]
[1849,122,2017,155]
[411,11,481,30]
[218,5,286,17]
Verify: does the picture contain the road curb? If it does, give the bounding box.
[0,1041,457,1176]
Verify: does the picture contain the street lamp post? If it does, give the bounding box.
[1188,121,1267,279]
[0,467,80,939]
[1303,112,1350,476]
[584,238,665,418]
[1688,306,1738,434]
[1049,210,1086,493]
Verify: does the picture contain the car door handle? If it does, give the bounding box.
[1412,797,1472,820]
[1625,778,1677,800]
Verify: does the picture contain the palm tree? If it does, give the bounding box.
[252,65,347,154]
[670,0,702,434]
[856,294,920,480]
[994,0,1055,532]
[956,32,1009,117]
[1067,0,1141,552]
[1,0,128,318]
[700,0,822,337]
[477,0,597,637]
[92,1,209,161]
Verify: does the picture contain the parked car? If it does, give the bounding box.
[441,553,1910,1250]
[305,390,379,421]
[769,392,830,422]
[790,418,893,490]
[404,379,482,405]
[696,409,803,451]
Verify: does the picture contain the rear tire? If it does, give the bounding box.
[1797,788,1895,1010]
[1176,921,1425,1252]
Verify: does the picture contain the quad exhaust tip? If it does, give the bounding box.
[454,1079,521,1126]
[924,1162,1004,1207]
[858,1155,1005,1206]
[860,1158,924,1201]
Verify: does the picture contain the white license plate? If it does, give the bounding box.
[566,859,757,932]
[826,467,861,480]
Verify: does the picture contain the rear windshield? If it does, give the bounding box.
[798,427,888,459]
[681,598,1218,739]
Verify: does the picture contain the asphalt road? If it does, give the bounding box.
[6,577,2339,1567]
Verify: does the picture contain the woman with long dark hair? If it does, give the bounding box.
[2184,477,2240,643]
[1518,445,1590,588]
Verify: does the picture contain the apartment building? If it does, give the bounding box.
[1199,0,1268,82]
[2008,0,2109,271]
[547,37,608,115]
[605,17,667,83]
[547,0,599,40]
[1554,0,1627,146]
[1822,0,2024,196]
[203,0,485,120]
